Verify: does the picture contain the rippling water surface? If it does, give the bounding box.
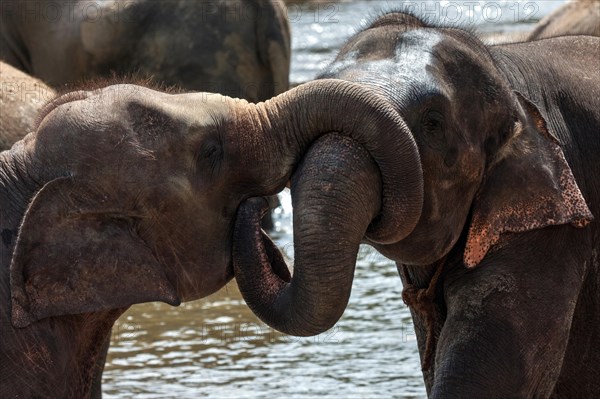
[103,1,565,397]
[105,204,421,398]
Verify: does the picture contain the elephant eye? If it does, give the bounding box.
[422,110,444,133]
[421,110,447,151]
[195,139,223,179]
[203,142,220,158]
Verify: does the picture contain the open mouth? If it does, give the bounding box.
[229,133,386,336]
[259,224,292,283]
[232,197,292,284]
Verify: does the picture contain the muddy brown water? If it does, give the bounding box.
[103,1,566,397]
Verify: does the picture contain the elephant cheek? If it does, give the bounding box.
[175,254,235,302]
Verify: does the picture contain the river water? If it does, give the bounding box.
[103,1,566,397]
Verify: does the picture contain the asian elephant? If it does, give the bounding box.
[0,72,421,395]
[0,62,55,151]
[232,12,600,398]
[0,0,290,102]
[528,0,600,40]
[1,0,289,229]
[482,0,599,45]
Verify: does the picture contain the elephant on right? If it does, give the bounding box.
[232,12,600,398]
[528,0,599,40]
[482,0,599,45]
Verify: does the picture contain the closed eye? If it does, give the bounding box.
[195,139,223,180]
[205,143,222,176]
[422,110,444,131]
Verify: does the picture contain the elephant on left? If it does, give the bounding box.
[0,74,410,396]
[0,62,55,151]
[1,0,290,241]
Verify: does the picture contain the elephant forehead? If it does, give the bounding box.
[117,89,237,125]
[167,92,241,125]
[37,97,107,138]
[326,30,445,92]
[96,84,159,102]
[391,30,443,77]
[79,86,235,132]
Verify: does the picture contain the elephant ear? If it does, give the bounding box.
[464,92,593,267]
[10,177,179,328]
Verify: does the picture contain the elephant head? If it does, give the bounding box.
[232,15,594,335]
[4,78,421,329]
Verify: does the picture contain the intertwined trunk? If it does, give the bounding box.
[233,79,423,336]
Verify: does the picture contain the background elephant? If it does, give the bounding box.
[528,0,600,40]
[0,62,55,150]
[232,12,600,398]
[0,72,418,395]
[0,0,290,102]
[483,0,600,45]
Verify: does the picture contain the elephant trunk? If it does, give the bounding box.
[233,135,381,335]
[239,79,423,244]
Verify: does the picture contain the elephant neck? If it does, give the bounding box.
[62,308,126,398]
[0,306,125,398]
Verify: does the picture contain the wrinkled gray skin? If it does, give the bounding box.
[0,0,290,102]
[0,62,55,150]
[0,78,420,397]
[233,13,600,398]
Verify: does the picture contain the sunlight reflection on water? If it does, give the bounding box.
[105,188,422,398]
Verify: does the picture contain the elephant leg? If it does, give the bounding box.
[397,262,445,396]
[550,250,600,397]
[90,331,111,399]
[430,229,588,398]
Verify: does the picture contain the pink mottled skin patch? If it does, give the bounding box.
[465,135,593,267]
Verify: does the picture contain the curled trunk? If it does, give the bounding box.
[233,79,424,336]
[233,134,381,335]
[241,79,423,244]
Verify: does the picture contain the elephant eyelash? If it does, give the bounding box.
[207,145,223,176]
[194,137,223,180]
[424,120,442,129]
[422,110,444,130]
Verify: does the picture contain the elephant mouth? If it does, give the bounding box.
[233,197,292,285]
[231,134,386,336]
[258,230,293,283]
